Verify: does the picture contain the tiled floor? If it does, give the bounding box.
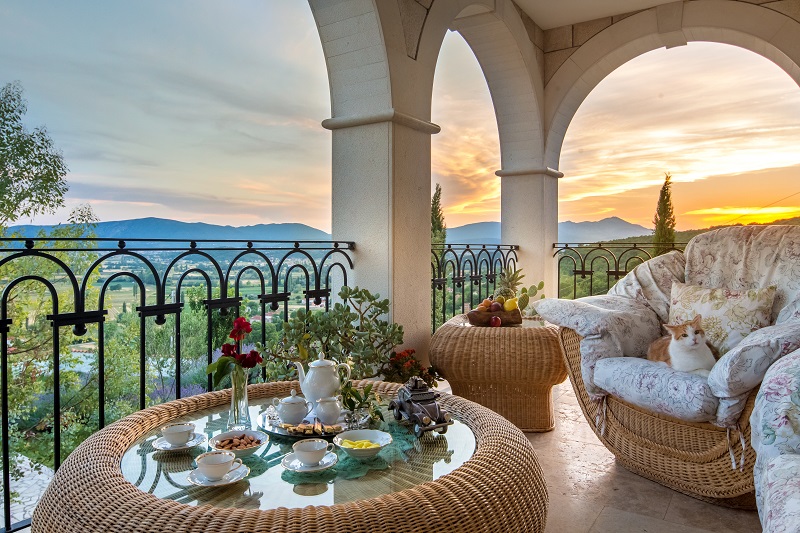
[528,381,762,533]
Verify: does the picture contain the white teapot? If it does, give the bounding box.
[293,352,351,408]
[271,389,312,426]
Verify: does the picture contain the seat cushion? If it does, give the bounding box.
[608,250,685,323]
[534,295,661,400]
[709,319,800,398]
[684,225,800,324]
[594,357,718,423]
[669,281,776,355]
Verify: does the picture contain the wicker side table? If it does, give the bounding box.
[430,315,567,432]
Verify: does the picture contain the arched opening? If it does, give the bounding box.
[559,42,800,231]
[432,31,501,234]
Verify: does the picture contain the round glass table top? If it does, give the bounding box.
[121,398,476,511]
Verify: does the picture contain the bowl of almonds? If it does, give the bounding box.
[209,429,267,458]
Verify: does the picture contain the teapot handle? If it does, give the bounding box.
[338,363,352,384]
[305,402,313,415]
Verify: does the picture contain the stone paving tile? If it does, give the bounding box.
[529,383,763,533]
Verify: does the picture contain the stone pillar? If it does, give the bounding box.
[497,167,562,296]
[324,111,439,365]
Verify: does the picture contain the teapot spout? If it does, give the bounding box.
[293,361,306,385]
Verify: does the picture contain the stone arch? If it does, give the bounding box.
[445,0,546,171]
[544,0,800,169]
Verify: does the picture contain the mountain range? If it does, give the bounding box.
[446,217,650,244]
[7,216,651,244]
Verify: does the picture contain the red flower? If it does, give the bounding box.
[235,350,263,369]
[230,317,252,341]
[221,343,237,357]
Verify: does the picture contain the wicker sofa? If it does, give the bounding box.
[534,225,800,508]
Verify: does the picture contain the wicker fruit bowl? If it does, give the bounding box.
[466,308,522,326]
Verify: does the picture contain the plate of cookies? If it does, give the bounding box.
[208,429,267,458]
[259,414,344,440]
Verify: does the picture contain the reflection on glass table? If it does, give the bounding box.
[120,398,476,511]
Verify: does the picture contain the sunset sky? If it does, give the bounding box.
[2,1,799,232]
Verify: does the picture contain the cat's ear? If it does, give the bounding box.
[663,323,677,333]
[692,314,702,327]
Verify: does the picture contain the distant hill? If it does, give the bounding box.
[610,216,800,245]
[446,217,650,244]
[7,217,331,244]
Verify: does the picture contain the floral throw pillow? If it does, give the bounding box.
[669,281,776,355]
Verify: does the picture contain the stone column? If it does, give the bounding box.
[324,111,440,365]
[497,167,562,296]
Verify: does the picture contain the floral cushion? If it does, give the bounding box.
[593,357,718,422]
[759,455,800,533]
[751,349,800,527]
[608,250,685,323]
[533,295,661,399]
[709,319,800,398]
[668,281,776,355]
[684,225,800,324]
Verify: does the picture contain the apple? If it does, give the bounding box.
[489,316,502,327]
[490,302,503,312]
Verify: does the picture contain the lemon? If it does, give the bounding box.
[503,297,518,311]
[340,439,379,449]
[495,295,505,305]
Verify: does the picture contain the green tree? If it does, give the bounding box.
[653,172,676,256]
[431,183,446,246]
[0,81,68,227]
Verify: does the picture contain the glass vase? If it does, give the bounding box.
[227,364,251,431]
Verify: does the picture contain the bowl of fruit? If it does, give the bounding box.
[333,429,392,459]
[467,295,523,327]
[466,268,526,327]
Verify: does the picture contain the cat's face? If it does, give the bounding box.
[665,315,706,347]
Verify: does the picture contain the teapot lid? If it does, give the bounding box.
[308,352,336,368]
[280,389,307,404]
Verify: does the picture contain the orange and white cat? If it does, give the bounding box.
[647,315,720,377]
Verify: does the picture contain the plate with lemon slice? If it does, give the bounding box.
[334,429,392,459]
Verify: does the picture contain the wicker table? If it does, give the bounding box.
[33,380,548,532]
[430,315,567,432]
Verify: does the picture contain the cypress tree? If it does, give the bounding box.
[653,172,676,256]
[431,183,447,246]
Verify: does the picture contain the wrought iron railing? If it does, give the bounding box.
[554,242,687,299]
[0,236,353,532]
[431,244,518,331]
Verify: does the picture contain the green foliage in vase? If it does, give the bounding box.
[259,285,404,381]
[340,381,384,422]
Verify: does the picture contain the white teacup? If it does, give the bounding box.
[195,450,242,481]
[293,438,335,466]
[161,422,195,446]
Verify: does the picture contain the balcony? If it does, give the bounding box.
[0,235,764,533]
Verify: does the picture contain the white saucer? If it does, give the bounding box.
[187,463,250,487]
[153,433,206,451]
[281,451,338,473]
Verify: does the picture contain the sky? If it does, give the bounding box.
[2,2,799,232]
